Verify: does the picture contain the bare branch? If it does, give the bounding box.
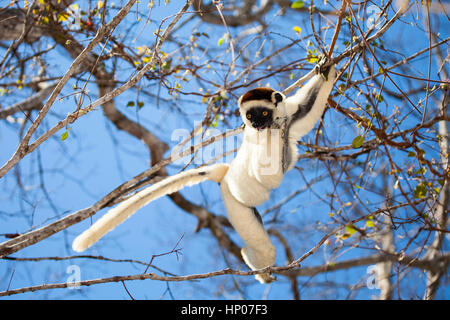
[0,0,138,179]
[0,81,57,119]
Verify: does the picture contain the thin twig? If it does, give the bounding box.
[121,280,135,300]
[327,0,347,58]
[0,0,139,179]
[144,233,184,274]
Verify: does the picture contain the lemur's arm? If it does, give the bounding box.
[284,63,336,139]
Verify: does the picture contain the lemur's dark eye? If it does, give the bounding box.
[247,114,252,119]
[262,111,268,116]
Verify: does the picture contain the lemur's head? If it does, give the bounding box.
[238,88,285,131]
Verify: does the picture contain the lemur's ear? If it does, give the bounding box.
[271,91,285,106]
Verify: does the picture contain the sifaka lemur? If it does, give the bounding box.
[73,59,336,283]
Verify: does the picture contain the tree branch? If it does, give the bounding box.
[0,0,138,179]
[0,81,57,119]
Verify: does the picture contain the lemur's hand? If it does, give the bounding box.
[314,55,333,79]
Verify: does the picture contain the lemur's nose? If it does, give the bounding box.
[252,122,267,130]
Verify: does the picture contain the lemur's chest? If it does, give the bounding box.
[246,128,286,189]
[225,125,298,207]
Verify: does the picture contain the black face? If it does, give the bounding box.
[246,107,273,130]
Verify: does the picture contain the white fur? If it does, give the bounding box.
[221,179,275,283]
[223,65,336,282]
[285,67,336,138]
[283,65,336,171]
[72,63,336,284]
[72,164,229,252]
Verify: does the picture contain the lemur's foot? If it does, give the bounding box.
[255,272,276,284]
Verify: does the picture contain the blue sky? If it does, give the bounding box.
[1,0,449,299]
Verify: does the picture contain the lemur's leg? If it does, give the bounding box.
[220,180,276,283]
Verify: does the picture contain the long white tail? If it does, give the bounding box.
[72,164,229,252]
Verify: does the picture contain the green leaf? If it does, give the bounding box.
[352,135,364,148]
[127,101,135,107]
[414,183,427,199]
[366,220,375,228]
[291,1,304,9]
[61,131,69,141]
[306,49,319,63]
[210,115,219,128]
[137,101,145,108]
[306,56,319,64]
[375,94,384,103]
[414,167,427,175]
[346,225,357,235]
[217,38,224,46]
[408,151,416,157]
